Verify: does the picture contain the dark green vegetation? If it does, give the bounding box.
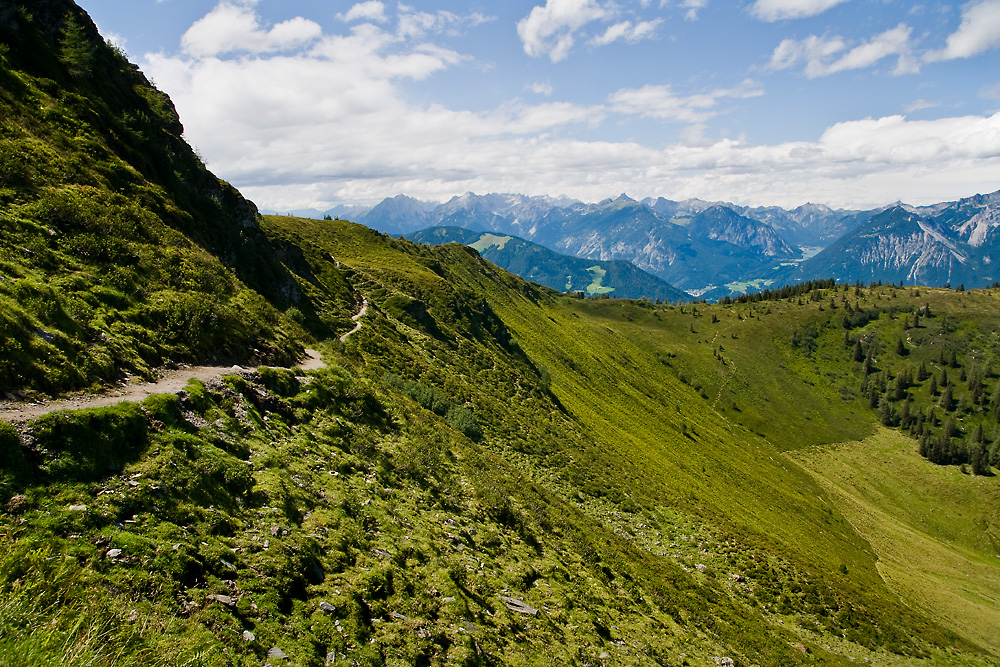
[0,0,316,397]
[3,2,1000,666]
[405,226,690,302]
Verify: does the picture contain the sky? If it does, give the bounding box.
[79,0,1000,211]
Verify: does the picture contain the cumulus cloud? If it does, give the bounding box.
[925,0,1000,61]
[144,2,1000,211]
[769,24,916,77]
[751,0,849,22]
[517,0,609,61]
[336,1,387,23]
[180,2,321,58]
[608,80,764,123]
[590,19,662,46]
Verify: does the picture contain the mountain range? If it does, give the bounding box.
[405,226,691,302]
[3,2,1000,665]
[312,189,1000,299]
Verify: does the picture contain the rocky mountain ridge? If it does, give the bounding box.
[787,194,1000,288]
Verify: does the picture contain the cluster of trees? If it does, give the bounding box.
[722,279,837,305]
[848,316,1000,475]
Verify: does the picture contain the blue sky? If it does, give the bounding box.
[80,0,1000,211]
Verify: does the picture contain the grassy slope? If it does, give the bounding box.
[791,428,1000,655]
[0,1,308,397]
[265,217,997,662]
[1,3,998,663]
[2,212,998,665]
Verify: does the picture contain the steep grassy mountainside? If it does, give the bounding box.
[2,2,1000,666]
[405,226,691,301]
[0,0,325,398]
[4,207,1000,665]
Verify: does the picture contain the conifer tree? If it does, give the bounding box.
[940,385,955,412]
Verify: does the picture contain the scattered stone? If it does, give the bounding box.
[713,658,735,667]
[599,652,610,659]
[267,647,288,660]
[242,630,255,642]
[270,525,282,537]
[442,596,456,602]
[206,594,236,607]
[695,563,707,572]
[220,558,236,571]
[390,611,407,621]
[372,548,391,558]
[106,548,123,559]
[5,495,28,514]
[498,595,539,616]
[67,504,87,512]
[460,620,477,633]
[319,601,335,613]
[791,643,810,654]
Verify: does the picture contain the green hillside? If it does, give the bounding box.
[405,226,691,302]
[2,2,1000,666]
[0,0,329,398]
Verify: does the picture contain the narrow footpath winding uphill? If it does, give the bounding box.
[0,349,322,423]
[0,297,372,423]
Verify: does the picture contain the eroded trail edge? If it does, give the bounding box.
[0,348,325,423]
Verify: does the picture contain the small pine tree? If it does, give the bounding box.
[59,14,96,79]
[940,385,955,412]
[917,361,929,381]
[970,439,988,475]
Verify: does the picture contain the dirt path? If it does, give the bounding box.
[0,348,325,423]
[339,298,369,343]
[0,293,370,423]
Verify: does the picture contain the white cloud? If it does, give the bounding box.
[517,0,609,62]
[608,80,764,123]
[396,7,493,40]
[529,81,554,95]
[925,0,1000,61]
[769,24,916,77]
[681,0,708,21]
[337,1,387,23]
[180,2,321,58]
[590,19,662,46]
[144,3,1000,212]
[905,98,939,112]
[751,0,849,22]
